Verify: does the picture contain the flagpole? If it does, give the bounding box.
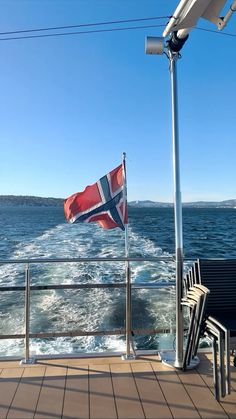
[122,152,135,360]
[122,152,129,258]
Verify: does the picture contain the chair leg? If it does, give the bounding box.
[183,305,197,370]
[218,330,225,398]
[207,316,231,397]
[212,336,220,401]
[225,330,231,395]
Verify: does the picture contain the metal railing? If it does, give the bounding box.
[0,256,176,362]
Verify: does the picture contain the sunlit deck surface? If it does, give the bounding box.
[0,352,236,418]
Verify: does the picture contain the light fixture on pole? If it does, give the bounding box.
[145,0,236,369]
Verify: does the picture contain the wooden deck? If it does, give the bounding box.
[0,352,236,419]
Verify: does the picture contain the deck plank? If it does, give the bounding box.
[110,362,145,419]
[0,354,235,419]
[7,366,45,419]
[34,365,66,419]
[62,364,89,419]
[177,368,228,418]
[197,355,236,419]
[89,363,117,419]
[0,367,23,419]
[131,362,172,419]
[152,361,201,418]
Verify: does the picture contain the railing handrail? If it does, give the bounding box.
[0,256,175,264]
[0,281,175,292]
[0,327,175,341]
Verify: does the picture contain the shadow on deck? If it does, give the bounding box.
[0,353,235,418]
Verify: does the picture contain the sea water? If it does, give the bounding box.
[0,205,236,357]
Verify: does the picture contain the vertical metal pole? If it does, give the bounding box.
[122,153,129,258]
[169,51,183,368]
[125,261,131,357]
[24,263,30,362]
[122,153,134,359]
[21,263,34,364]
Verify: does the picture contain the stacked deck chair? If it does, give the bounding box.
[184,259,236,401]
[182,284,210,370]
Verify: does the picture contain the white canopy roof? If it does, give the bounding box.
[163,0,228,37]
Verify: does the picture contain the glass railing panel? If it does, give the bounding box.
[29,287,126,356]
[0,257,199,358]
[30,261,126,286]
[0,289,25,357]
[131,287,175,351]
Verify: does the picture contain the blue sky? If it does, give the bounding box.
[1,0,236,202]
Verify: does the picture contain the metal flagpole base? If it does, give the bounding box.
[159,350,200,369]
[121,353,136,360]
[20,358,36,365]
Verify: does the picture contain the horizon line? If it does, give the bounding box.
[0,194,235,204]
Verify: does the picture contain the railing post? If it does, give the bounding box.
[20,263,34,364]
[122,261,135,360]
[126,262,131,357]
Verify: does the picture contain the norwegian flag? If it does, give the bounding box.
[64,164,128,230]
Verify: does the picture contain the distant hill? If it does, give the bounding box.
[129,199,236,208]
[0,195,235,208]
[0,195,64,207]
[129,200,172,208]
